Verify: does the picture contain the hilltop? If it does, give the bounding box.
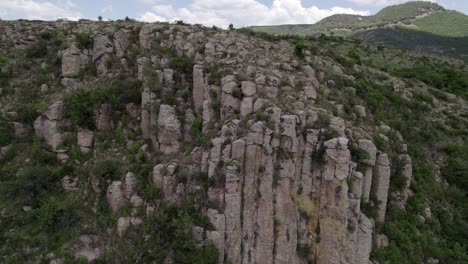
[249,1,468,59]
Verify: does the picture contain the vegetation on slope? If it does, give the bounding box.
[248,1,447,36]
[410,11,468,37]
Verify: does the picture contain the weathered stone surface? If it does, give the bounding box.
[241,81,256,97]
[113,31,128,58]
[117,217,142,237]
[92,34,114,62]
[95,104,112,130]
[207,209,225,263]
[106,181,125,213]
[124,172,137,199]
[141,89,158,147]
[77,129,94,153]
[358,139,377,202]
[240,96,253,117]
[33,101,67,151]
[354,214,373,264]
[62,43,89,77]
[372,153,391,222]
[225,192,242,264]
[302,65,315,78]
[158,104,181,154]
[329,117,346,137]
[193,65,205,111]
[304,85,317,100]
[355,105,366,118]
[61,175,78,191]
[221,81,240,120]
[323,137,351,181]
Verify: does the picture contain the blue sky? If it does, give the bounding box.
[0,0,466,28]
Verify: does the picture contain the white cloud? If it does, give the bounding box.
[139,11,167,23]
[0,0,81,20]
[346,0,438,6]
[101,4,113,13]
[138,0,370,28]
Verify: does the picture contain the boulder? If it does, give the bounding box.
[77,129,94,153]
[304,85,317,100]
[106,181,125,213]
[241,81,256,97]
[61,43,89,77]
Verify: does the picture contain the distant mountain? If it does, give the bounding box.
[248,1,468,59]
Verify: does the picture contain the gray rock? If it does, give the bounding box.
[372,153,391,222]
[193,65,205,111]
[241,81,256,97]
[158,105,181,154]
[77,129,94,153]
[106,181,125,213]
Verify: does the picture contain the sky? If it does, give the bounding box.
[0,0,466,28]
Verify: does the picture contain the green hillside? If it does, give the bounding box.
[352,27,468,61]
[248,1,446,36]
[410,11,468,37]
[248,1,468,59]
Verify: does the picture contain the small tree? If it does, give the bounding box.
[98,16,103,22]
[229,24,234,31]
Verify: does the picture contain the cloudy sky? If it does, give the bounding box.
[0,0,466,28]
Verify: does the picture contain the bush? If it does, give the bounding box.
[25,40,48,58]
[170,56,195,75]
[92,159,122,182]
[17,165,56,202]
[75,32,93,50]
[0,115,13,146]
[34,192,81,232]
[294,39,306,59]
[64,79,142,129]
[0,54,8,67]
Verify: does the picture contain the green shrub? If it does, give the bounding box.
[0,116,13,146]
[17,165,56,202]
[75,32,93,50]
[0,54,8,67]
[170,56,195,75]
[25,39,48,58]
[92,159,122,182]
[294,39,306,59]
[34,192,81,232]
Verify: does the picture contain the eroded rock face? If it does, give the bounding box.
[359,139,377,202]
[62,43,90,78]
[11,23,412,264]
[372,153,391,222]
[193,65,205,112]
[33,101,68,151]
[157,105,181,155]
[77,129,94,153]
[106,181,125,213]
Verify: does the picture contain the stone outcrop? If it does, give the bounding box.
[372,153,391,222]
[106,181,126,213]
[193,65,206,112]
[359,139,377,202]
[33,101,69,151]
[61,43,90,78]
[77,129,94,153]
[157,105,181,155]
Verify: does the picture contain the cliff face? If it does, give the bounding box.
[0,20,464,264]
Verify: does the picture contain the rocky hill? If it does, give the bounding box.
[0,19,466,264]
[248,1,468,60]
